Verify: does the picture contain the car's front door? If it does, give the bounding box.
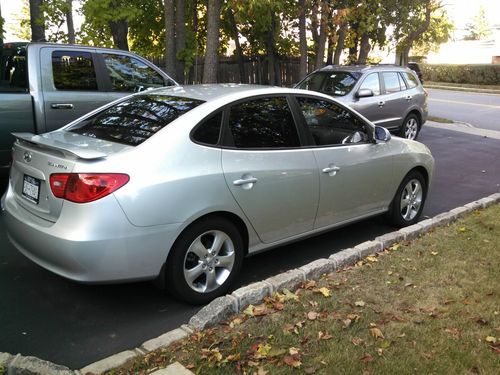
[222,96,319,244]
[294,96,395,228]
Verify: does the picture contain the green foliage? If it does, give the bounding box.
[7,0,31,41]
[463,6,491,41]
[412,8,453,55]
[421,64,500,85]
[41,0,72,42]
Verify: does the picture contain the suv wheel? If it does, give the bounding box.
[400,114,420,140]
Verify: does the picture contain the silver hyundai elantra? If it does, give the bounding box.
[2,84,434,304]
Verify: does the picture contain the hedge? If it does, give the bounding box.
[421,64,500,85]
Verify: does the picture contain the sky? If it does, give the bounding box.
[1,0,500,42]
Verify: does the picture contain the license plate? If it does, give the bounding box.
[22,175,41,204]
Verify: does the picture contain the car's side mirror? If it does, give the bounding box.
[374,126,391,143]
[356,88,374,98]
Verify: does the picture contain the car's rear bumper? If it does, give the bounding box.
[3,185,181,283]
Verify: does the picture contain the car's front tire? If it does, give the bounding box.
[387,171,427,228]
[165,217,244,304]
[400,113,420,140]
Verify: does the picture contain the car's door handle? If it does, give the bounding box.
[405,96,412,101]
[233,177,258,186]
[378,101,385,107]
[322,166,340,175]
[51,103,74,109]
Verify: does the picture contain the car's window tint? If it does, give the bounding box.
[322,72,359,96]
[52,51,97,91]
[297,73,326,92]
[228,97,300,149]
[192,111,222,145]
[69,95,204,146]
[102,54,165,92]
[0,44,28,92]
[382,72,402,94]
[297,97,370,146]
[404,72,419,88]
[359,73,380,96]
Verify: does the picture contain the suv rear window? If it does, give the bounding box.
[69,95,204,146]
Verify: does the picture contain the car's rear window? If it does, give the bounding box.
[69,95,204,146]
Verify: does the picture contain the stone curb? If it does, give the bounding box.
[3,192,499,375]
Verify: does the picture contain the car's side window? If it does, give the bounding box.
[398,72,408,90]
[192,111,222,145]
[52,51,98,91]
[102,54,166,92]
[382,72,402,94]
[404,72,419,88]
[228,97,300,149]
[296,96,370,146]
[0,46,28,92]
[359,73,380,96]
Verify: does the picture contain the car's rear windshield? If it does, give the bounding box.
[297,71,361,96]
[69,94,204,146]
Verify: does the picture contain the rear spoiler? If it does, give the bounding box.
[12,132,107,160]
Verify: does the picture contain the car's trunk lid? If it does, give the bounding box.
[9,131,130,222]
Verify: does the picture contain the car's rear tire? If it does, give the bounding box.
[387,171,427,228]
[165,217,244,304]
[399,113,420,140]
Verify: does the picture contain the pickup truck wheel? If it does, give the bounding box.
[387,171,427,228]
[165,217,243,304]
[399,114,420,140]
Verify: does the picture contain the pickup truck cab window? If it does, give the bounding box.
[102,53,166,92]
[0,44,28,92]
[52,51,97,91]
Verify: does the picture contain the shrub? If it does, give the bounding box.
[421,64,500,85]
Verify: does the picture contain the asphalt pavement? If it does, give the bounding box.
[427,88,500,131]
[1,126,500,369]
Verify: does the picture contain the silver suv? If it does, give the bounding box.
[296,65,428,140]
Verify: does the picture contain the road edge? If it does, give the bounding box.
[2,192,499,375]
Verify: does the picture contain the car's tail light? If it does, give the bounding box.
[50,173,129,203]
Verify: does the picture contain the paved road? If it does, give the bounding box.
[427,88,500,131]
[1,126,500,369]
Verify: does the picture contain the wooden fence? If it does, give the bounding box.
[148,55,309,86]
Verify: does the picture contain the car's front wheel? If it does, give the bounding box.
[165,217,244,304]
[400,113,420,140]
[387,171,427,228]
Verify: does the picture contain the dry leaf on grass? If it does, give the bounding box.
[370,327,385,339]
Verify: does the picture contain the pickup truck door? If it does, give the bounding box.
[40,47,111,133]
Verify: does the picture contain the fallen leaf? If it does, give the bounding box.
[352,338,364,346]
[485,336,497,343]
[316,287,331,297]
[458,227,467,232]
[185,364,195,369]
[370,327,385,339]
[318,331,333,340]
[273,301,284,311]
[282,289,299,302]
[309,300,319,308]
[380,340,391,349]
[307,311,319,320]
[283,355,302,368]
[256,343,271,358]
[347,313,361,322]
[431,251,439,256]
[366,256,378,262]
[243,305,256,316]
[377,348,384,356]
[343,319,352,328]
[390,244,401,251]
[355,300,366,307]
[476,318,488,326]
[289,347,300,355]
[253,304,270,316]
[247,360,260,367]
[360,353,374,363]
[230,317,243,328]
[302,280,317,289]
[404,283,414,288]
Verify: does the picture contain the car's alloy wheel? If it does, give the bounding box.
[400,114,420,140]
[165,217,244,304]
[388,171,426,227]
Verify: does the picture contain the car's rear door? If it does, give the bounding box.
[221,95,319,244]
[378,71,408,130]
[292,95,395,228]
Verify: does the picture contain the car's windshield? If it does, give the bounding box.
[297,71,361,96]
[68,94,204,146]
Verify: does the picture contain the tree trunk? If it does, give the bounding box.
[164,0,176,80]
[298,0,307,79]
[108,19,129,50]
[315,1,329,70]
[326,25,336,65]
[333,22,347,65]
[265,13,277,85]
[310,1,319,67]
[29,0,46,42]
[65,0,75,44]
[227,7,246,83]
[357,33,371,64]
[203,0,220,83]
[175,0,186,83]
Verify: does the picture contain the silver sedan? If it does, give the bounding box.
[2,85,434,304]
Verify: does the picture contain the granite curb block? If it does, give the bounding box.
[4,193,500,375]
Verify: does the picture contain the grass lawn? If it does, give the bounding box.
[111,205,500,375]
